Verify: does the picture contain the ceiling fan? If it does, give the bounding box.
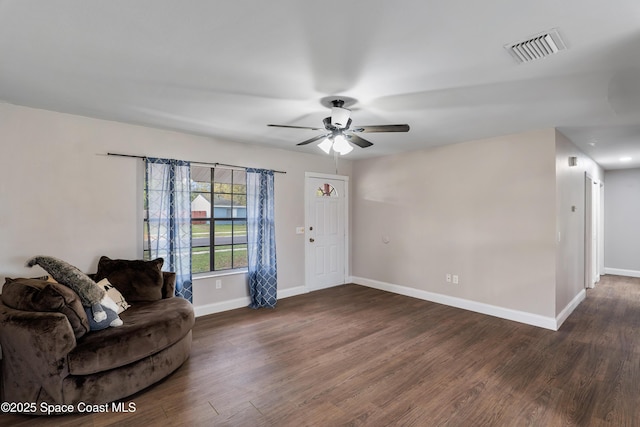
[268,99,410,155]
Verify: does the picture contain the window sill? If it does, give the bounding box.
[193,269,248,281]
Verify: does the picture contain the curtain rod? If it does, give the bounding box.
[106,152,286,174]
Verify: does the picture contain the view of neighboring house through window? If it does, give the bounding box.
[190,166,248,273]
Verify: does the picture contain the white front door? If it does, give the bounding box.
[305,173,348,291]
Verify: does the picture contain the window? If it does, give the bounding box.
[316,183,338,197]
[143,164,248,274]
[191,166,247,273]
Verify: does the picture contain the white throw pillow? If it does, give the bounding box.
[96,278,131,314]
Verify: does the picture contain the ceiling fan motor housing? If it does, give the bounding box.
[331,102,351,128]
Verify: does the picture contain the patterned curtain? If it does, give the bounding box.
[246,168,277,308]
[145,157,193,302]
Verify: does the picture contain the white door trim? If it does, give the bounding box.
[304,172,349,291]
[585,172,602,288]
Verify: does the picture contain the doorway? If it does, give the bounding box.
[305,173,349,291]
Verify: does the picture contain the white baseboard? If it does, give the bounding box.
[194,285,309,317]
[556,289,586,329]
[193,279,586,331]
[194,296,251,317]
[278,285,308,299]
[604,268,640,278]
[351,276,559,331]
[307,282,344,292]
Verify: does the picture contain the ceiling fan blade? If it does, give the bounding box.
[268,124,324,131]
[352,124,410,133]
[346,134,374,148]
[297,133,330,146]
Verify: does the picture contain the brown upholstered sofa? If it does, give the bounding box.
[0,257,194,414]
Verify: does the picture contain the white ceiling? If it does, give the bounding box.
[1,0,640,169]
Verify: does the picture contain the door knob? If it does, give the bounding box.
[309,238,315,242]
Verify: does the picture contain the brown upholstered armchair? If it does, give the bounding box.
[0,257,194,414]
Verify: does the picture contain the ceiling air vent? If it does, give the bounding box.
[505,28,566,63]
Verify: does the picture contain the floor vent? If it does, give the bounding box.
[505,28,566,63]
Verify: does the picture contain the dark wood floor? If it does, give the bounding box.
[3,274,640,426]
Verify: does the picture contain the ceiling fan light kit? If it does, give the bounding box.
[268,98,410,156]
[318,137,334,154]
[332,135,353,155]
[317,135,354,156]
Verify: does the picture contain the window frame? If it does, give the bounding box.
[191,166,248,275]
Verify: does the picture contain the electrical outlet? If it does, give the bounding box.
[453,275,459,284]
[446,274,452,283]
[215,279,222,289]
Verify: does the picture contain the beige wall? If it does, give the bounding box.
[554,130,604,316]
[0,102,605,326]
[603,168,640,275]
[0,103,352,311]
[351,129,558,318]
